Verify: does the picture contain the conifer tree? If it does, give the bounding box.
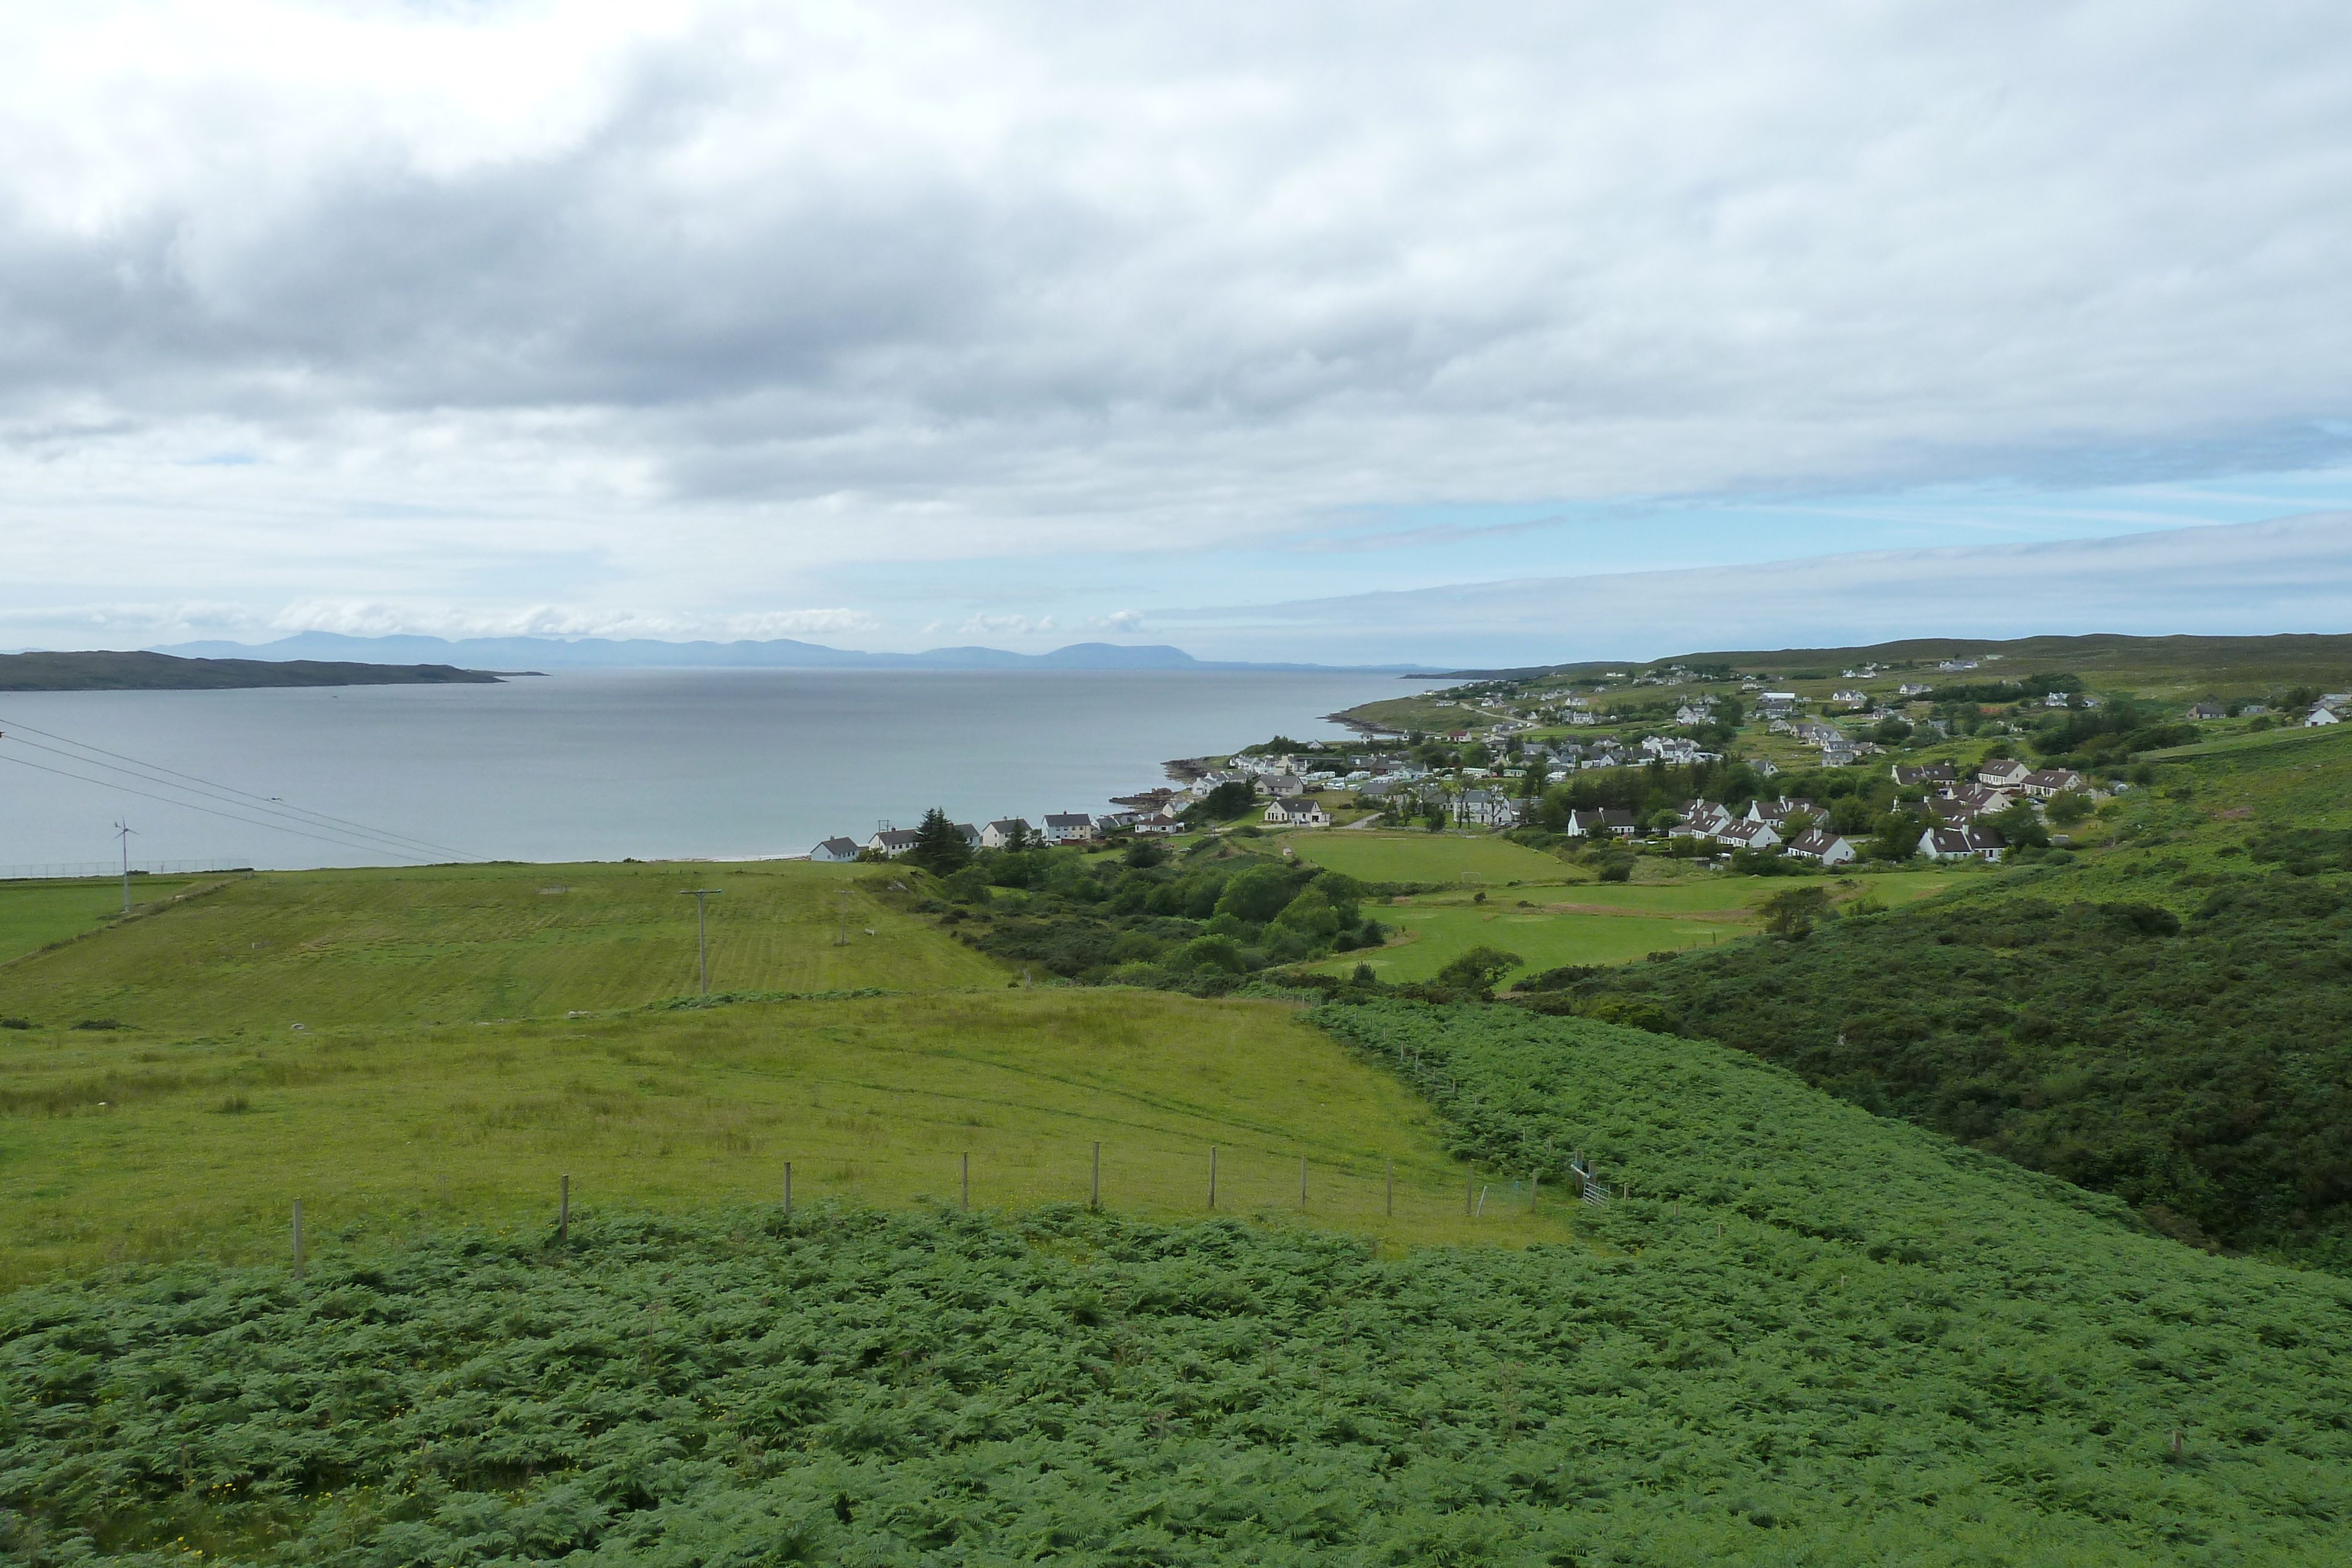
[910,807,973,874]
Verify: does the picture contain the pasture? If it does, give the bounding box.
[0,988,1572,1286]
[0,876,199,967]
[0,859,1003,1034]
[1283,830,1578,885]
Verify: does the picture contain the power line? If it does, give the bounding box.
[0,716,484,862]
[0,731,470,864]
[0,753,445,863]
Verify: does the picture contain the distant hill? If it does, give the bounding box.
[1432,630,2352,687]
[0,650,509,692]
[149,631,1436,674]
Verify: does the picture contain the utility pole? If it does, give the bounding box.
[114,820,136,914]
[677,889,722,995]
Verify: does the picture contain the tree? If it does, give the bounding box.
[1422,807,1446,833]
[2046,790,2091,827]
[1759,885,1833,939]
[999,820,1034,854]
[1182,780,1258,825]
[1435,945,1523,992]
[1990,800,2050,850]
[1122,839,1167,869]
[1215,864,1295,925]
[909,808,973,874]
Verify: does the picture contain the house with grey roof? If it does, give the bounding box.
[810,836,861,862]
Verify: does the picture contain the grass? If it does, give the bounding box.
[1283,829,1578,885]
[0,859,1005,1034]
[0,877,200,966]
[1310,869,1961,982]
[0,989,1574,1288]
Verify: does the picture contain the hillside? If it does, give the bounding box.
[4,1004,2348,1563]
[0,650,509,691]
[1559,723,2352,1266]
[0,860,1003,1032]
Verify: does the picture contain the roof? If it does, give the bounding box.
[814,837,859,855]
[1043,813,1093,827]
[984,818,1030,832]
[871,829,921,848]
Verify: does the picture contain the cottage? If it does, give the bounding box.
[980,818,1033,850]
[1746,797,1820,828]
[1673,704,1714,727]
[810,836,861,862]
[2019,768,2086,799]
[1715,820,1782,852]
[1040,813,1097,844]
[864,827,923,858]
[1892,762,1955,788]
[1263,797,1332,827]
[1455,790,1522,828]
[1260,773,1305,798]
[1919,825,2006,862]
[1784,828,1859,867]
[1896,682,1932,696]
[1831,688,1869,706]
[2190,703,2226,721]
[2306,704,2341,727]
[1976,758,2030,788]
[1565,808,1640,838]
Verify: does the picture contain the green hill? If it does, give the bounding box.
[0,860,1004,1033]
[1560,723,2352,1266]
[5,1002,2347,1564]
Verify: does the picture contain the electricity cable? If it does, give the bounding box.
[0,716,484,862]
[0,753,445,864]
[0,731,472,864]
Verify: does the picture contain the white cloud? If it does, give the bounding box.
[1090,609,1144,632]
[266,601,881,641]
[929,613,1060,638]
[4,2,2352,641]
[1156,514,2352,667]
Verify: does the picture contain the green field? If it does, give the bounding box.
[0,984,1578,1288]
[0,877,199,967]
[1284,829,1578,885]
[0,860,1004,1033]
[1314,870,1961,982]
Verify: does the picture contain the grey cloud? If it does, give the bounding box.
[4,2,2352,560]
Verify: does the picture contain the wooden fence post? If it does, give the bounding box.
[1208,1146,1218,1211]
[961,1152,970,1212]
[559,1175,570,1245]
[1298,1156,1308,1210]
[783,1161,793,1218]
[291,1199,305,1281]
[1091,1142,1101,1211]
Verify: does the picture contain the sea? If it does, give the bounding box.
[0,668,1413,874]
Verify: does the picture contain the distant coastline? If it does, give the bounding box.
[0,650,513,693]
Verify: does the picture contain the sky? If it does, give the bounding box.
[4,0,2351,663]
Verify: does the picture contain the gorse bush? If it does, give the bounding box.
[1556,874,2352,1265]
[9,1006,2352,1564]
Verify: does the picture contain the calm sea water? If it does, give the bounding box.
[0,668,1410,872]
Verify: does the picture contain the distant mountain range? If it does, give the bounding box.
[148,632,1437,674]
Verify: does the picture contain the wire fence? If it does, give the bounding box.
[0,860,252,882]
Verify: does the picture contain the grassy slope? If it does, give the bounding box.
[0,860,1004,1032]
[1284,830,1579,885]
[0,878,199,967]
[1309,870,1959,982]
[0,986,1575,1288]
[5,1007,2348,1564]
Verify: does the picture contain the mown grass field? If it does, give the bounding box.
[1312,869,1960,982]
[0,860,1004,1033]
[1284,830,1578,885]
[0,987,1577,1288]
[0,877,199,967]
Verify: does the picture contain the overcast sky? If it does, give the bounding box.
[4,0,2350,661]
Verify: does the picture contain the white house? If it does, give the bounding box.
[1892,763,1954,788]
[1455,790,1521,828]
[2019,768,2086,799]
[1746,797,1820,828]
[865,827,923,858]
[2307,704,2343,727]
[980,818,1033,850]
[1041,813,1098,844]
[1263,797,1331,827]
[1977,758,2030,788]
[810,836,861,862]
[1831,688,1869,706]
[1897,682,1932,696]
[1259,772,1305,798]
[1715,820,1782,852]
[1784,828,1859,867]
[1920,825,2006,862]
[1565,808,1640,838]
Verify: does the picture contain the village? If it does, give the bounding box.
[804,669,2350,871]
